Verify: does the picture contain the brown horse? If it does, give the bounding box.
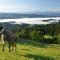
[1,28,17,52]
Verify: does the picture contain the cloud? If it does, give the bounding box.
[0,5,60,13]
[0,5,37,12]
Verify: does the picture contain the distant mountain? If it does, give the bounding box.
[0,12,60,19]
[27,11,60,17]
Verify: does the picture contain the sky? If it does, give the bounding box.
[0,0,60,12]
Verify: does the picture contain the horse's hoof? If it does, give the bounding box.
[2,49,4,51]
[9,50,11,52]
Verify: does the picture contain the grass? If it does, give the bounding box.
[0,39,60,60]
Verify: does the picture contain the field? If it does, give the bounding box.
[0,39,60,60]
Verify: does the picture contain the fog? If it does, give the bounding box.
[0,17,60,25]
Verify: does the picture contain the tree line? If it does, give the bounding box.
[0,21,60,44]
[11,21,60,44]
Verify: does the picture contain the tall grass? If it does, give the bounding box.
[0,39,60,60]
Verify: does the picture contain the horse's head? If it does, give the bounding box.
[2,28,8,36]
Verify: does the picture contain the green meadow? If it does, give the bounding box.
[0,39,60,60]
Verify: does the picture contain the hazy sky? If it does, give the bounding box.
[0,0,60,12]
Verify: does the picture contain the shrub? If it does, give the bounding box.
[43,35,57,44]
[57,34,60,44]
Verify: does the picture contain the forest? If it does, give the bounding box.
[9,21,60,44]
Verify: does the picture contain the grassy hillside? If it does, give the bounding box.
[0,39,60,60]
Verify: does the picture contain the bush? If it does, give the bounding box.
[57,34,60,44]
[30,30,43,42]
[43,35,57,44]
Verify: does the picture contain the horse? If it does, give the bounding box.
[1,28,17,52]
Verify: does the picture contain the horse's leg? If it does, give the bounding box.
[9,43,11,52]
[3,43,4,51]
[12,42,16,52]
[3,41,6,51]
[2,40,5,51]
[1,34,5,51]
[12,44,14,51]
[14,43,16,52]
